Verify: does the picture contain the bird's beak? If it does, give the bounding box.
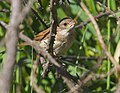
[70,20,76,25]
[68,20,76,28]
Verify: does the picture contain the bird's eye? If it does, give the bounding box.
[63,22,67,26]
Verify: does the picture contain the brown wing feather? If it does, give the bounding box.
[34,28,50,41]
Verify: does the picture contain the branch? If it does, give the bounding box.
[59,55,106,62]
[75,9,120,29]
[67,67,115,93]
[0,9,10,13]
[48,0,58,54]
[0,0,35,92]
[19,32,60,67]
[97,1,120,21]
[75,11,111,29]
[31,55,45,93]
[31,8,48,28]
[19,33,78,92]
[0,20,8,30]
[80,2,120,75]
[41,0,58,81]
[22,0,48,28]
[0,0,21,92]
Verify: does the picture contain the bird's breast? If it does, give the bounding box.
[39,29,75,55]
[53,31,75,55]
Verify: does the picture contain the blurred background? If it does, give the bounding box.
[0,0,120,93]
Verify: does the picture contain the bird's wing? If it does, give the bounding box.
[34,28,50,41]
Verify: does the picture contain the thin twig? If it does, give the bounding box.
[31,55,45,93]
[97,1,120,21]
[59,55,106,62]
[67,1,120,93]
[31,8,48,28]
[0,9,10,13]
[80,2,120,74]
[22,0,48,28]
[0,21,8,30]
[67,67,115,93]
[38,0,43,9]
[115,79,120,93]
[75,8,120,29]
[75,11,111,29]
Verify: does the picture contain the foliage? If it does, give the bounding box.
[0,0,120,93]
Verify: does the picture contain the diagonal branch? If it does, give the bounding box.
[80,2,120,76]
[75,11,111,29]
[19,32,78,92]
[47,0,58,54]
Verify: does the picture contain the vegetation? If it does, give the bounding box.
[0,0,120,93]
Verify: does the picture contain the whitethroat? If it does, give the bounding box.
[21,17,76,55]
[34,17,76,55]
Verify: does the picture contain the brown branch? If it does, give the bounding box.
[14,0,35,24]
[115,79,120,93]
[41,0,58,80]
[0,21,8,30]
[67,1,120,92]
[41,59,50,78]
[37,0,43,9]
[16,84,22,93]
[67,52,105,93]
[31,55,45,93]
[48,0,58,54]
[31,8,48,28]
[97,1,120,21]
[0,0,35,92]
[75,7,120,29]
[19,33,78,92]
[80,2,120,74]
[0,9,10,13]
[114,43,120,93]
[0,21,7,48]
[78,3,120,92]
[0,0,21,92]
[59,55,107,62]
[67,67,115,93]
[22,0,48,28]
[19,32,60,67]
[75,11,111,29]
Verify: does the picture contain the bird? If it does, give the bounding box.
[34,17,76,55]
